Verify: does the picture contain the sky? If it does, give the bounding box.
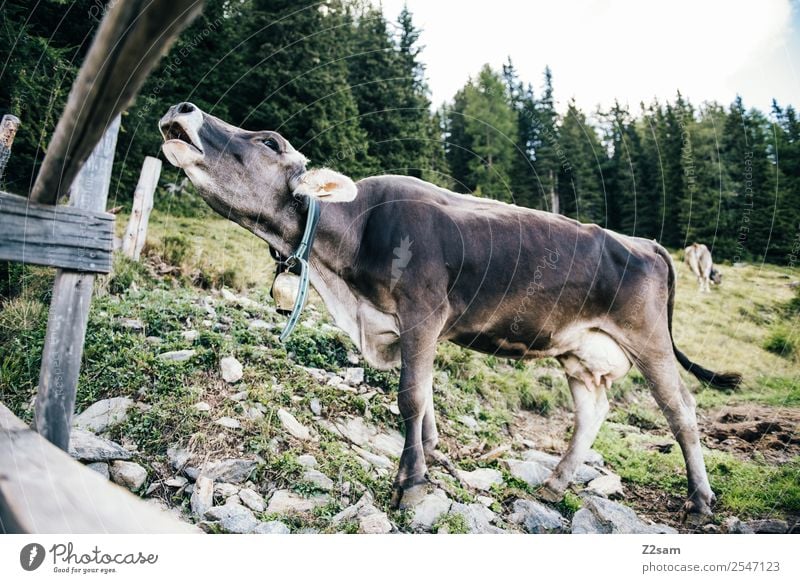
[375,0,800,114]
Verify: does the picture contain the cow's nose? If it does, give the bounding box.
[177,102,196,115]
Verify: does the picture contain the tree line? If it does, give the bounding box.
[1,0,798,263]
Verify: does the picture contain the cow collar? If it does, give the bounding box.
[278,196,321,342]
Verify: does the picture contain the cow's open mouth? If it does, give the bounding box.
[161,121,202,153]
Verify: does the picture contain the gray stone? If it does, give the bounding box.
[220,356,244,383]
[585,473,624,498]
[225,495,242,506]
[266,490,330,514]
[109,461,147,491]
[477,495,496,508]
[254,521,291,534]
[278,408,312,440]
[722,517,754,534]
[69,429,132,462]
[199,459,257,484]
[309,398,322,416]
[158,349,196,362]
[521,450,600,483]
[297,454,318,468]
[457,468,504,492]
[215,416,241,430]
[249,319,272,330]
[86,462,110,479]
[344,367,365,386]
[167,445,191,470]
[214,483,240,498]
[243,406,264,421]
[352,445,393,469]
[448,502,505,534]
[401,487,452,531]
[184,466,200,481]
[193,401,211,412]
[330,493,393,533]
[117,318,145,331]
[165,476,188,488]
[508,499,567,533]
[571,508,606,534]
[228,391,248,402]
[585,449,605,466]
[504,459,550,487]
[457,415,479,429]
[238,488,266,512]
[191,477,214,518]
[72,397,134,433]
[580,495,677,534]
[181,330,199,342]
[745,519,788,534]
[359,512,393,534]
[303,469,334,491]
[205,503,259,534]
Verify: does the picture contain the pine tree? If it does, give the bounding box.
[557,100,604,223]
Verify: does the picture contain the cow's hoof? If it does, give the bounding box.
[390,481,429,509]
[538,480,566,503]
[680,495,715,525]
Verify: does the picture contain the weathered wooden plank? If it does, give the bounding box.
[0,114,20,180]
[122,156,161,260]
[33,119,120,451]
[30,0,204,204]
[0,191,113,273]
[0,403,199,534]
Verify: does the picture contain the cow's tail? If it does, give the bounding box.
[655,246,743,390]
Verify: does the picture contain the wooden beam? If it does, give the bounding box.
[30,0,203,204]
[0,191,113,273]
[33,118,119,451]
[0,403,199,534]
[122,156,162,260]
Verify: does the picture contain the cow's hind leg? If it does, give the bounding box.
[540,374,609,501]
[639,354,715,521]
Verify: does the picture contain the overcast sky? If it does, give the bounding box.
[375,0,799,114]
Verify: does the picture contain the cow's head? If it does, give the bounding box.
[710,266,722,285]
[159,102,357,219]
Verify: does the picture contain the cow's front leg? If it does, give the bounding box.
[391,332,436,507]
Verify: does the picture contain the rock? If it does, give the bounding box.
[243,406,264,421]
[303,469,334,491]
[508,499,567,533]
[266,490,330,515]
[401,487,452,531]
[254,521,291,534]
[477,495,496,508]
[388,402,400,416]
[359,512,393,534]
[181,330,199,342]
[220,356,244,383]
[145,336,162,345]
[167,445,191,470]
[191,477,214,518]
[297,454,318,468]
[521,450,600,483]
[205,503,259,534]
[158,349,196,362]
[579,495,677,534]
[343,367,365,386]
[228,391,248,402]
[352,445,393,469]
[226,495,242,506]
[214,483,240,498]
[193,401,211,412]
[249,319,272,330]
[239,488,265,512]
[745,519,788,534]
[309,398,322,416]
[448,502,505,534]
[109,461,147,491]
[585,473,623,498]
[165,476,188,488]
[215,416,241,430]
[371,432,404,458]
[184,466,200,481]
[571,508,606,534]
[504,459,550,487]
[86,462,110,479]
[478,444,512,461]
[72,397,134,433]
[722,517,754,534]
[199,459,257,484]
[278,408,312,440]
[332,492,376,523]
[457,468,504,492]
[346,351,360,365]
[331,417,404,457]
[69,430,132,462]
[457,415,479,429]
[117,318,145,332]
[584,449,605,466]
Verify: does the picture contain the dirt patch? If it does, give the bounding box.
[701,405,800,464]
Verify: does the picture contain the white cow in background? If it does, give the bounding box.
[684,243,722,292]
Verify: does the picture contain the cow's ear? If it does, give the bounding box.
[293,168,357,203]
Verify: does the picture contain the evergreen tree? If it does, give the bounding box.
[557,100,604,223]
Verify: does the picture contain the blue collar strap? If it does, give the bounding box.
[279,196,321,343]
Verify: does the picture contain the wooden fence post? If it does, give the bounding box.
[0,114,20,181]
[122,156,161,260]
[33,115,120,451]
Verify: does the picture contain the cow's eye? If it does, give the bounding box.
[263,137,281,153]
